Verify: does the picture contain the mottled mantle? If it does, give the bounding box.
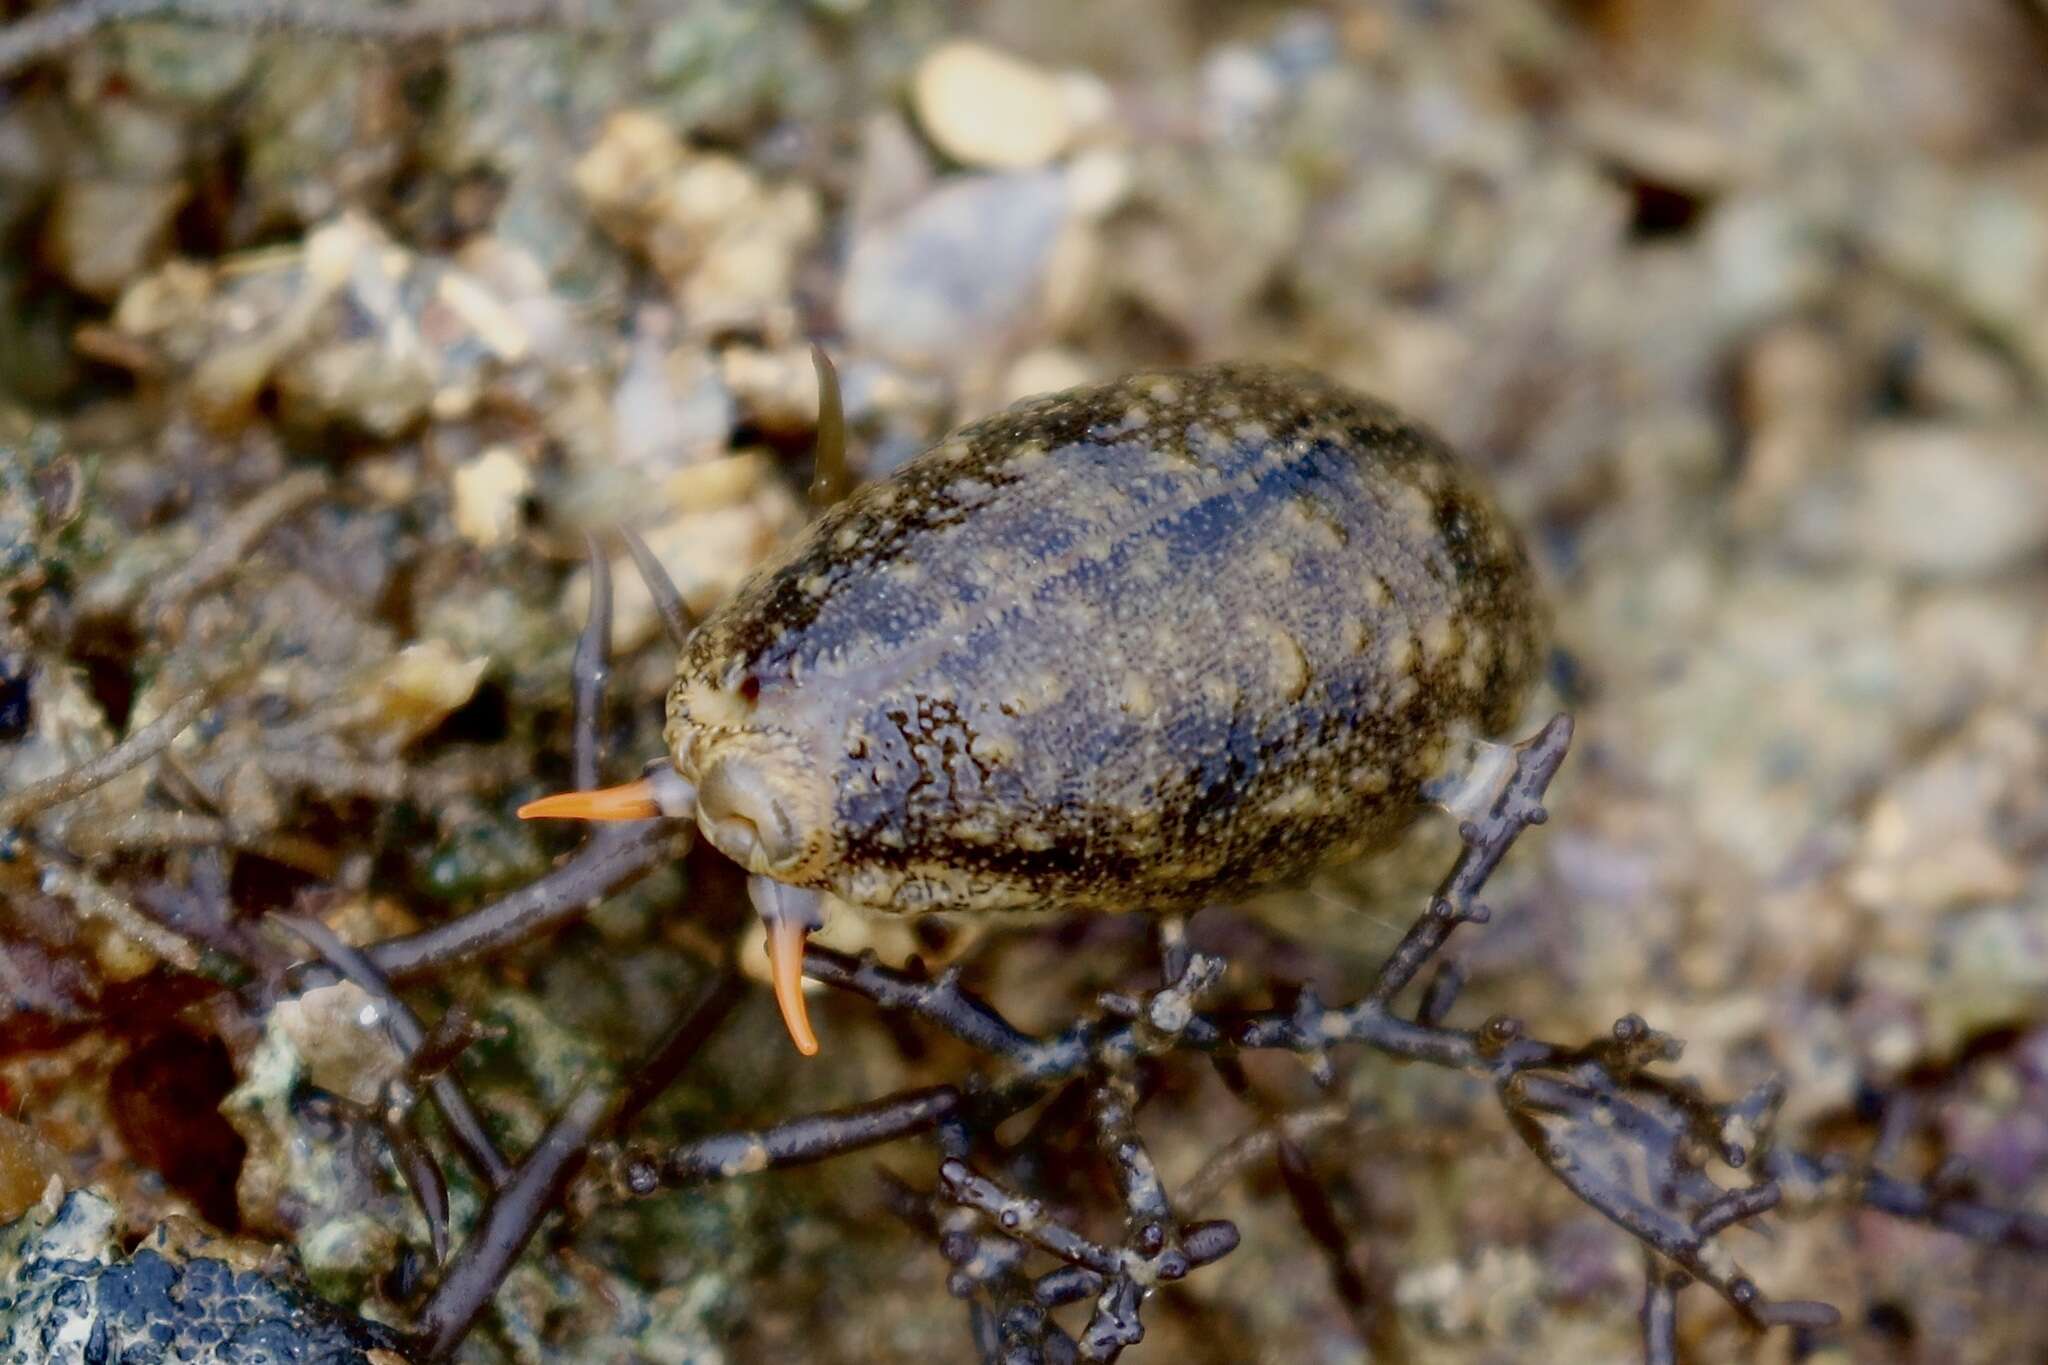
[668,364,1544,915]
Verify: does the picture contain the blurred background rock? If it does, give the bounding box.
[1,1,2045,1361]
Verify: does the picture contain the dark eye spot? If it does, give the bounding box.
[738,675,762,705]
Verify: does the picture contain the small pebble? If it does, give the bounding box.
[1852,422,2048,577]
[273,983,406,1108]
[1000,346,1095,404]
[452,447,533,548]
[42,180,187,299]
[611,319,735,472]
[355,640,488,749]
[913,40,1075,170]
[840,170,1069,372]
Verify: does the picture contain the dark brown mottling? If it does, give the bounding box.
[664,363,1545,915]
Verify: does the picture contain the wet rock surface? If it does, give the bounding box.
[0,1188,410,1365]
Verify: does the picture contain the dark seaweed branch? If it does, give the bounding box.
[296,820,682,986]
[1272,1135,1378,1344]
[57,808,336,873]
[32,855,207,971]
[1173,1104,1356,1212]
[617,1087,962,1194]
[412,967,744,1358]
[0,653,252,828]
[272,912,510,1187]
[1640,1255,1681,1365]
[612,968,748,1132]
[1498,1036,1840,1332]
[141,469,329,626]
[1768,1149,2048,1253]
[1079,1072,1237,1361]
[938,1158,1124,1279]
[385,1006,494,1267]
[880,1139,1078,1365]
[416,1082,618,1359]
[1366,712,1568,1008]
[905,952,1243,1361]
[936,1148,1237,1364]
[267,916,514,1273]
[802,944,1049,1063]
[385,1092,454,1266]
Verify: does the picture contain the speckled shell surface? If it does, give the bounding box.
[667,364,1544,915]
